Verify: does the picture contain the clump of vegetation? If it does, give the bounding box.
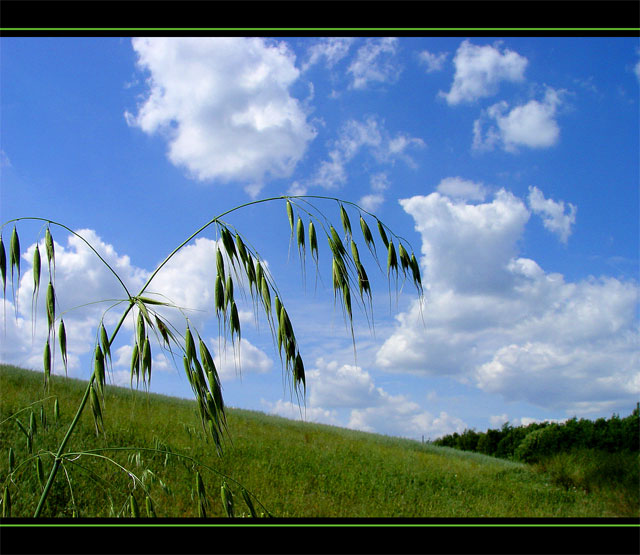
[433,406,639,517]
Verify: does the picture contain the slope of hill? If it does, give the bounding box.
[0,364,636,518]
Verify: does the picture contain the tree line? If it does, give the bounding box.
[432,404,639,463]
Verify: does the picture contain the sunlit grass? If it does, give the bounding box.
[1,364,635,517]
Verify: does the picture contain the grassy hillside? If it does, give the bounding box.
[0,364,637,518]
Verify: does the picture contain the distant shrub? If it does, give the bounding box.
[515,426,561,464]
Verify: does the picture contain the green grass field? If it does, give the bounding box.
[1,364,637,518]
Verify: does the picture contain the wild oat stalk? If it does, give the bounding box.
[0,195,423,518]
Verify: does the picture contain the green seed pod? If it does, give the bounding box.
[29,411,37,438]
[241,488,258,518]
[33,244,41,296]
[145,496,157,518]
[45,281,55,332]
[100,323,111,369]
[309,221,318,263]
[129,494,140,518]
[216,247,225,280]
[136,311,145,351]
[185,326,196,364]
[221,481,234,517]
[340,204,352,237]
[45,227,55,270]
[296,216,305,254]
[43,340,51,390]
[58,319,68,375]
[286,200,294,234]
[35,456,45,488]
[142,337,152,382]
[8,447,15,473]
[94,345,105,398]
[130,343,140,385]
[10,226,20,281]
[377,220,389,248]
[2,486,11,517]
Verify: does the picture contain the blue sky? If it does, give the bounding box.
[1,36,638,440]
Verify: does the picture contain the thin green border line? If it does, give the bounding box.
[1,523,638,528]
[1,27,639,31]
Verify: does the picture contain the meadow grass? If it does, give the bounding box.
[1,364,636,518]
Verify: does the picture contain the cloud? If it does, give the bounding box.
[262,399,340,426]
[418,50,448,73]
[1,229,148,376]
[375,186,639,416]
[359,172,390,211]
[0,149,11,168]
[298,116,424,194]
[348,38,401,89]
[473,88,565,152]
[527,186,577,244]
[265,357,467,439]
[302,37,355,71]
[212,337,274,380]
[436,176,487,202]
[441,40,528,105]
[125,37,316,186]
[0,229,269,383]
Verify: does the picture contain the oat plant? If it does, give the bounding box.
[0,195,423,518]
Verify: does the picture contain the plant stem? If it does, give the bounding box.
[2,218,133,300]
[33,301,134,517]
[137,196,287,296]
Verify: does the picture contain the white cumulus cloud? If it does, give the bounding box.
[441,40,528,105]
[527,186,577,244]
[473,87,565,152]
[375,186,639,417]
[125,37,316,188]
[436,176,487,202]
[265,357,467,439]
[1,229,148,377]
